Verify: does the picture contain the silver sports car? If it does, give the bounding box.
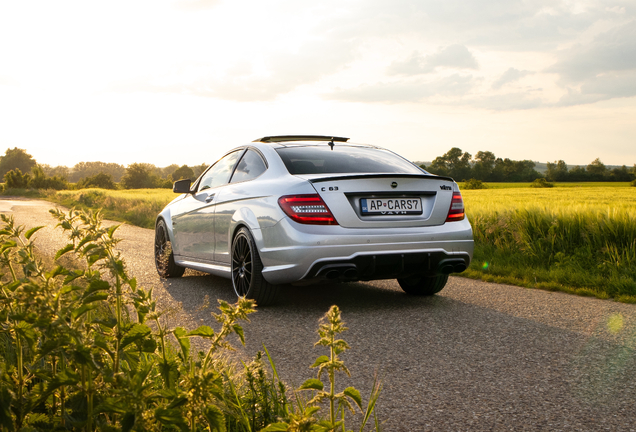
[155,135,474,305]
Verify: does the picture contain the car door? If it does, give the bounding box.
[213,148,268,264]
[172,150,243,262]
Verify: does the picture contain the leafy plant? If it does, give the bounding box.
[3,168,31,188]
[264,306,382,432]
[0,209,381,430]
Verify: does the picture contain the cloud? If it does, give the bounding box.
[109,38,357,101]
[327,74,476,103]
[492,68,533,89]
[555,70,636,106]
[388,45,478,75]
[547,21,636,105]
[547,21,636,81]
[333,0,612,51]
[475,93,544,110]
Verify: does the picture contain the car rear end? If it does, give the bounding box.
[257,141,473,285]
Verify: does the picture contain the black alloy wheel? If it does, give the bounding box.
[154,219,185,278]
[231,227,278,305]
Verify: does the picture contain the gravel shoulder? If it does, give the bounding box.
[2,198,635,431]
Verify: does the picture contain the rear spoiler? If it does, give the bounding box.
[307,173,456,183]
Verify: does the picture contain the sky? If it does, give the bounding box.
[0,0,635,168]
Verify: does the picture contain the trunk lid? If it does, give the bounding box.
[300,173,457,228]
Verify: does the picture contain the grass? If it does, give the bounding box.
[462,186,636,303]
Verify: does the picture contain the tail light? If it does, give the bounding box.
[278,194,338,225]
[445,191,465,222]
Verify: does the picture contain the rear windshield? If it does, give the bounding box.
[276,145,423,175]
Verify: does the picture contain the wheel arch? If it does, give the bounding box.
[229,207,265,251]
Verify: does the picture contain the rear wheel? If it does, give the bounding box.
[397,274,449,296]
[154,219,185,278]
[231,227,278,306]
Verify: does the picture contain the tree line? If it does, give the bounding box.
[1,146,635,191]
[422,147,636,183]
[0,148,207,190]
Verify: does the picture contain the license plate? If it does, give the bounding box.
[360,198,422,215]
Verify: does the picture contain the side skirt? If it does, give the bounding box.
[175,259,232,279]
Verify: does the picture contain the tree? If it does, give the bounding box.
[0,148,37,178]
[28,166,68,190]
[473,151,496,181]
[586,158,607,180]
[192,163,208,178]
[121,163,159,189]
[170,165,195,182]
[70,161,126,182]
[40,164,70,179]
[568,166,588,181]
[77,172,117,189]
[609,165,632,182]
[427,147,472,180]
[160,164,180,179]
[546,160,569,182]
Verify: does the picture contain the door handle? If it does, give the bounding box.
[205,194,215,203]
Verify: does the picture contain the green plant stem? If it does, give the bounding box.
[15,332,24,430]
[113,275,123,374]
[329,342,335,425]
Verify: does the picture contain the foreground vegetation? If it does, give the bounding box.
[0,210,381,431]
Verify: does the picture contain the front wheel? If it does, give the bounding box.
[231,227,278,306]
[154,219,185,278]
[397,274,449,296]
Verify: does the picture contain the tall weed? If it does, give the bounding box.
[0,209,381,430]
[467,207,636,297]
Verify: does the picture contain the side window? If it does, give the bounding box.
[198,150,241,191]
[230,150,267,183]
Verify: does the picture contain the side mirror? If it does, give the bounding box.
[173,179,192,194]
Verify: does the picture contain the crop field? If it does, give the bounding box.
[462,185,636,302]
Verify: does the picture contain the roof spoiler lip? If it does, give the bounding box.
[305,173,456,183]
[254,135,350,143]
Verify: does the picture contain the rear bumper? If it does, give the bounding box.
[258,217,474,285]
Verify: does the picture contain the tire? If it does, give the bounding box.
[231,227,278,306]
[154,219,185,278]
[397,274,449,296]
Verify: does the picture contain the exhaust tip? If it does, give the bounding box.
[439,264,454,274]
[454,263,467,273]
[343,268,358,279]
[325,270,340,279]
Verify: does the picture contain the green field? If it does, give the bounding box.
[462,185,636,302]
[2,183,635,301]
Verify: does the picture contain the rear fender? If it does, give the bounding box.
[230,207,263,246]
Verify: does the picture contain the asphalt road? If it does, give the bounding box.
[2,198,635,431]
